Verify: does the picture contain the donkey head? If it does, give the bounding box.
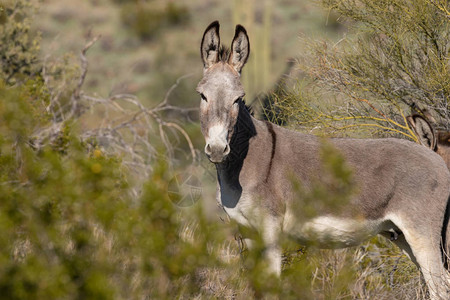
[196,21,250,163]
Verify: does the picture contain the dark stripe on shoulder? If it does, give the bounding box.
[441,195,450,269]
[265,121,277,183]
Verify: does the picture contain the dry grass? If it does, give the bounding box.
[177,217,431,300]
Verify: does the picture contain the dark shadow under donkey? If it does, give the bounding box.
[196,21,450,299]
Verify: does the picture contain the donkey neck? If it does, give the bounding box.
[216,101,256,174]
[215,102,260,208]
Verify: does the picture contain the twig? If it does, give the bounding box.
[71,35,101,118]
[156,73,195,109]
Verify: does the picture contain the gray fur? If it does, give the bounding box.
[198,21,450,299]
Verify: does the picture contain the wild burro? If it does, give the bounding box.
[196,21,450,299]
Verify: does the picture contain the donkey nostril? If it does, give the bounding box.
[223,144,230,155]
[205,144,212,155]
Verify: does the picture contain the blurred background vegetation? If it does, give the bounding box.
[0,0,447,298]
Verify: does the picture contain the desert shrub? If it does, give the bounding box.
[0,81,121,299]
[165,2,190,26]
[0,80,227,299]
[0,2,216,298]
[0,0,41,85]
[119,1,189,41]
[0,2,220,299]
[270,0,449,138]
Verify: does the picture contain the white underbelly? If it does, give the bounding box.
[285,215,386,248]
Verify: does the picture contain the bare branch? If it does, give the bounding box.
[32,36,200,191]
[71,35,101,118]
[156,73,195,109]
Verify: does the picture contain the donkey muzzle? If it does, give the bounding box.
[205,124,230,163]
[205,142,230,163]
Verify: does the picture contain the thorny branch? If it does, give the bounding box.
[35,36,200,186]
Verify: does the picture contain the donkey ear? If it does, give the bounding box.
[408,115,437,150]
[201,21,220,69]
[229,24,250,74]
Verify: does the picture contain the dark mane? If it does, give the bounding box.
[219,46,231,62]
[241,99,254,116]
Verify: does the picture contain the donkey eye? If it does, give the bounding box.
[233,97,242,105]
[200,93,207,102]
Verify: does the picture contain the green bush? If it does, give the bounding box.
[119,1,189,41]
[165,2,189,26]
[0,0,41,85]
[0,81,225,299]
[275,0,449,138]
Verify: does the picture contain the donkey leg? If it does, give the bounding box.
[388,231,450,298]
[389,233,418,266]
[262,217,282,276]
[401,229,450,299]
[412,245,449,300]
